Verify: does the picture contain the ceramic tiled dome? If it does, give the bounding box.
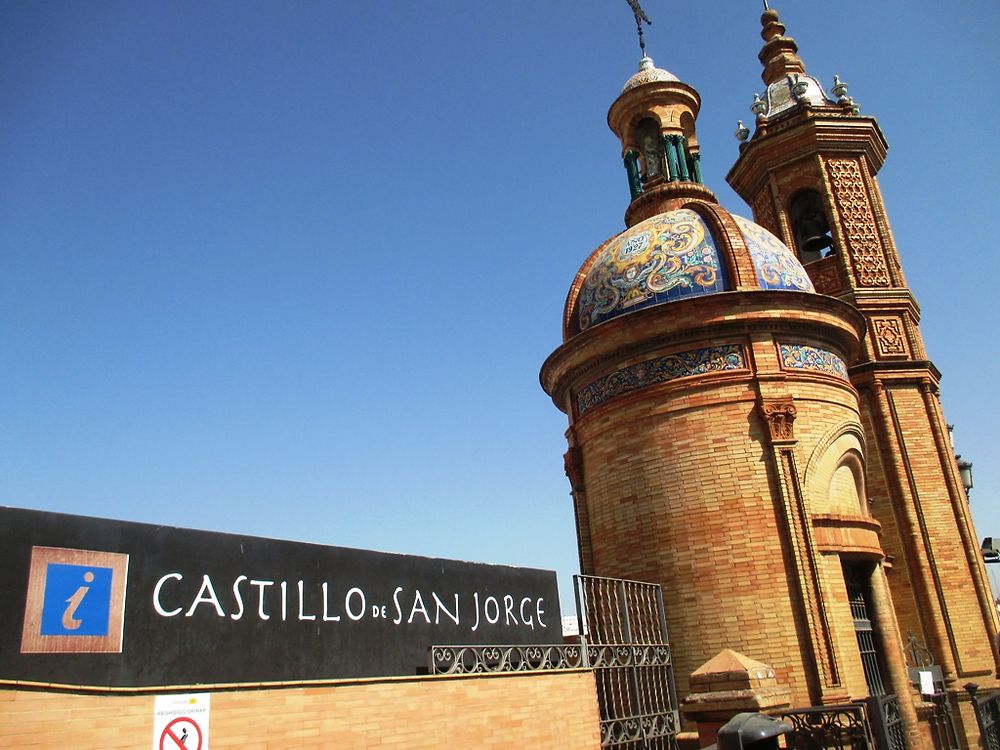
[621,56,679,93]
[569,207,814,336]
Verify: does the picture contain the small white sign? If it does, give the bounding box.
[918,669,935,697]
[152,693,210,750]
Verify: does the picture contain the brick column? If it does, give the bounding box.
[869,564,925,750]
[681,649,792,748]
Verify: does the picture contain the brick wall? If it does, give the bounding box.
[0,670,601,749]
[572,330,876,707]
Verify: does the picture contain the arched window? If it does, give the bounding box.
[635,118,664,183]
[789,190,835,263]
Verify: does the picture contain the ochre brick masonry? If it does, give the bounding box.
[0,671,601,749]
[544,9,999,750]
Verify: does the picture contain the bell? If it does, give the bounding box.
[790,190,836,258]
[800,233,834,256]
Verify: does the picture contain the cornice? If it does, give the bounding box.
[540,290,865,408]
[727,113,888,199]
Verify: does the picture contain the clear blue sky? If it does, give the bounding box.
[3,1,999,614]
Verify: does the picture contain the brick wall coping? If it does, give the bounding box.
[0,666,593,696]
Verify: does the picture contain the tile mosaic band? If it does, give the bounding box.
[577,344,746,415]
[778,344,848,379]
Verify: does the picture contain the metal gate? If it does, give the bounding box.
[575,575,679,750]
[966,685,1000,750]
[905,633,960,750]
[859,695,907,750]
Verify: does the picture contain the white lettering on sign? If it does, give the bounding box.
[432,593,459,625]
[321,582,341,622]
[345,587,365,621]
[230,576,247,620]
[150,575,550,633]
[185,575,224,618]
[250,580,272,620]
[408,590,429,624]
[152,573,183,617]
[297,580,316,621]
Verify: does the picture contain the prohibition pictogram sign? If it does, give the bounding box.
[159,716,204,750]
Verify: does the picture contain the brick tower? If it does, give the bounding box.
[727,7,1000,745]
[541,14,998,749]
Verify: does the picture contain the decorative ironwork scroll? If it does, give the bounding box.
[428,644,585,675]
[778,704,873,750]
[905,631,933,669]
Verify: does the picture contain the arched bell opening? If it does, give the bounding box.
[789,189,835,263]
[636,117,666,184]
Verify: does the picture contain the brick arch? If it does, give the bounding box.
[621,111,664,152]
[803,423,869,517]
[679,111,698,150]
[828,450,867,517]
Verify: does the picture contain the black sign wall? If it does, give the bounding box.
[0,507,561,688]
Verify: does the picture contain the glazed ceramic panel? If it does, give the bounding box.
[577,344,746,415]
[578,209,730,331]
[779,343,848,379]
[733,214,815,292]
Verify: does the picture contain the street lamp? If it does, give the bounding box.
[956,455,973,496]
[982,537,999,564]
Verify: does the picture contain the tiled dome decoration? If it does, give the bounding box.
[733,214,815,292]
[574,209,816,334]
[621,59,679,93]
[577,209,729,332]
[758,73,836,118]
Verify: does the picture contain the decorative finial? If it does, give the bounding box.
[735,121,750,142]
[757,4,806,85]
[831,75,849,101]
[625,0,652,57]
[790,74,808,98]
[751,93,767,116]
[831,75,859,112]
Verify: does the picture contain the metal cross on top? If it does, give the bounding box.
[624,0,652,56]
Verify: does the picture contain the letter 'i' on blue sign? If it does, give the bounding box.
[39,563,114,636]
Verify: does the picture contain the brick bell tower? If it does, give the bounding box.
[538,47,946,733]
[727,5,1000,739]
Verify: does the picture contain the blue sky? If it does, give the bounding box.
[3,1,999,613]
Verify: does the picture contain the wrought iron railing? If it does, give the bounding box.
[777,704,873,750]
[430,576,679,750]
[927,692,961,750]
[586,644,672,669]
[600,708,678,749]
[428,643,585,675]
[576,575,679,750]
[859,695,906,750]
[966,684,1000,750]
[904,632,958,750]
